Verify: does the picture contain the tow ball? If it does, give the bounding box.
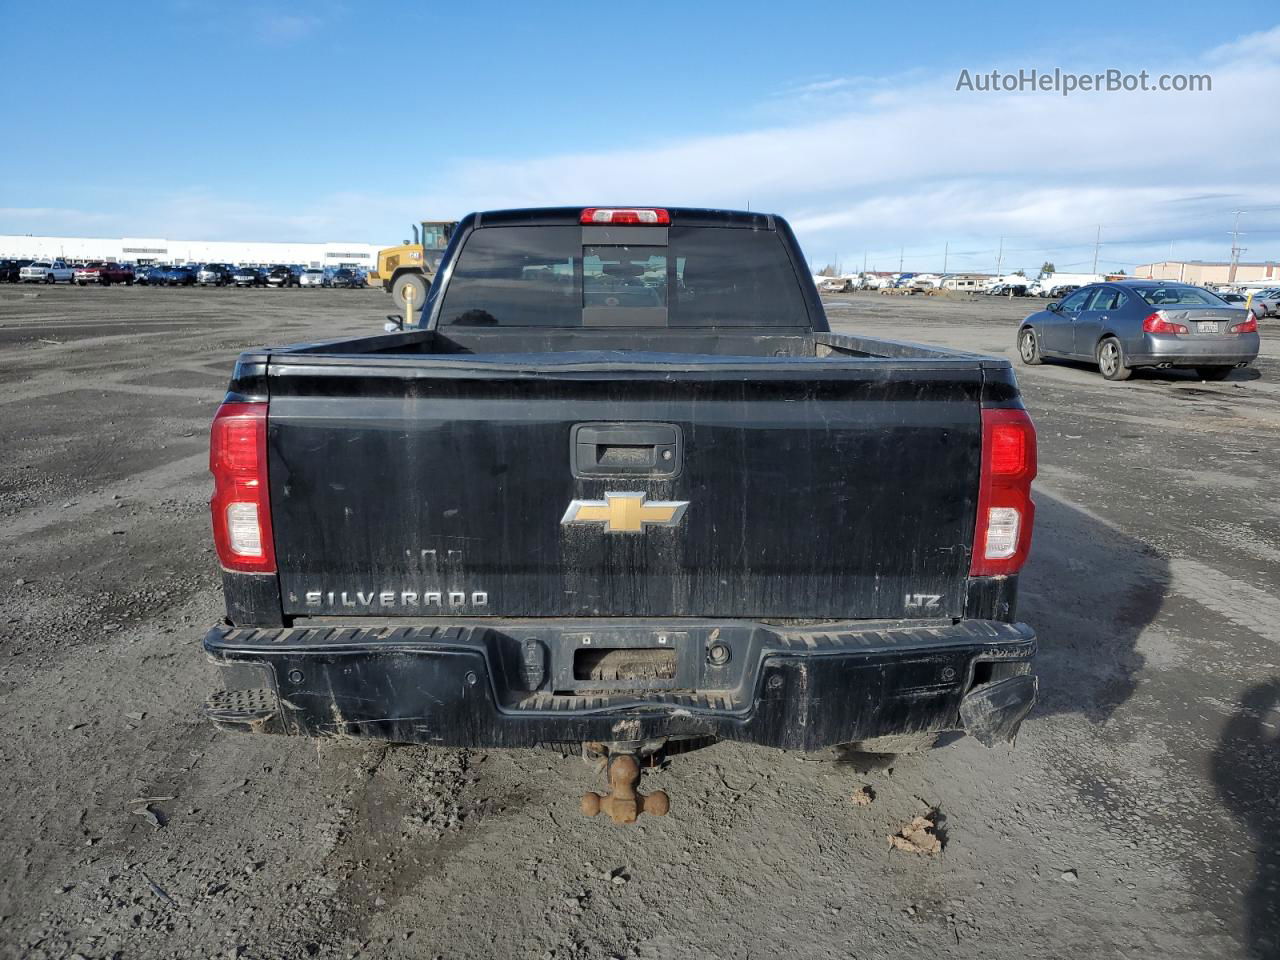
[581,754,669,825]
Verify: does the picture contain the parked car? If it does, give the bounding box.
[134,265,160,286]
[990,283,1029,297]
[1018,280,1260,381]
[232,267,265,288]
[20,259,75,283]
[266,266,298,288]
[74,262,134,285]
[0,258,32,282]
[298,268,328,288]
[329,267,364,289]
[1043,283,1079,299]
[197,264,233,286]
[1242,288,1280,318]
[151,265,195,286]
[200,205,1041,819]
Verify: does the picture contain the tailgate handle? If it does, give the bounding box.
[571,423,682,478]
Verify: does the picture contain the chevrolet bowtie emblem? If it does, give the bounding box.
[561,492,689,534]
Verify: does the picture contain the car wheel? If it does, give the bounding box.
[1017,326,1043,365]
[1196,366,1235,381]
[1097,336,1132,381]
[45,274,54,284]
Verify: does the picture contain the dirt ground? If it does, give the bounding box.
[1,285,1277,960]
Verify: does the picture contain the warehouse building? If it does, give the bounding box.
[1135,259,1279,285]
[0,234,388,268]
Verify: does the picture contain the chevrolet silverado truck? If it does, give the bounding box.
[202,206,1038,822]
[20,259,75,283]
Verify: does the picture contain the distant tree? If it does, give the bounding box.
[1041,261,1056,274]
[1013,269,1026,277]
[1115,268,1126,275]
[818,264,837,277]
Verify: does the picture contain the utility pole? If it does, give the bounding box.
[995,237,1004,277]
[1229,210,1246,283]
[943,241,949,274]
[898,247,904,273]
[862,251,868,276]
[1091,225,1102,274]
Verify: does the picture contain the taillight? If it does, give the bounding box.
[209,402,275,573]
[579,207,670,225]
[970,408,1037,577]
[1231,314,1258,334]
[1142,311,1188,334]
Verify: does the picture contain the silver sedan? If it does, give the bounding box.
[1017,280,1260,381]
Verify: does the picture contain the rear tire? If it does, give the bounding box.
[1097,337,1132,381]
[1196,366,1234,381]
[1018,326,1043,365]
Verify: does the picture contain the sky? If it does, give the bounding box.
[2,0,1279,274]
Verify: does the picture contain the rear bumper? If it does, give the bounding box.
[202,618,1036,751]
[1129,332,1260,366]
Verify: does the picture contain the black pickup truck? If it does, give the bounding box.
[203,206,1038,818]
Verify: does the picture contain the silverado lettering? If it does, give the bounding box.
[302,590,489,608]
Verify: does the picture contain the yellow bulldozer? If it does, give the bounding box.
[367,220,457,318]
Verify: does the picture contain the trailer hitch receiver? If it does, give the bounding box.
[581,754,669,825]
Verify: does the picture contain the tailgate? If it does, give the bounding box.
[267,360,982,619]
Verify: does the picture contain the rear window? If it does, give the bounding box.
[437,225,810,327]
[1133,285,1227,307]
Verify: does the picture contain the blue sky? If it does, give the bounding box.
[3,0,1279,273]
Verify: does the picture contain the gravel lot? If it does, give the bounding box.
[1,285,1277,960]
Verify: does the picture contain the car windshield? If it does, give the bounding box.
[438,224,809,327]
[305,270,323,275]
[1132,285,1227,306]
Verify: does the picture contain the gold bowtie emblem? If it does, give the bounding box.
[561,492,689,534]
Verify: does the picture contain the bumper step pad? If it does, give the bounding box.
[202,687,279,733]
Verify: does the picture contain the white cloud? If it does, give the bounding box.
[5,24,1278,272]
[404,23,1280,270]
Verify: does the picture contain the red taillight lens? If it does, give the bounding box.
[970,408,1037,577]
[209,402,275,573]
[1231,314,1258,333]
[1142,311,1188,334]
[579,207,670,225]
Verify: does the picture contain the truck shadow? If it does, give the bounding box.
[1211,679,1280,959]
[1017,492,1166,722]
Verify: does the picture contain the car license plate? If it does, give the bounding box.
[1198,321,1218,333]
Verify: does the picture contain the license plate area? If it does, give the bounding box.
[554,631,691,693]
[1198,321,1219,333]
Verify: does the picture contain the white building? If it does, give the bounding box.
[0,234,389,268]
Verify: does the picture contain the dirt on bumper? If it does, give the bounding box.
[202,619,1036,751]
